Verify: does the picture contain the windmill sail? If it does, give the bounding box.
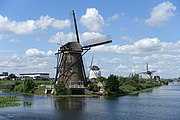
[82,35,112,48]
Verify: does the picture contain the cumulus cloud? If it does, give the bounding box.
[80,8,105,32]
[49,32,76,44]
[145,1,176,26]
[80,32,112,47]
[92,38,173,55]
[0,15,70,34]
[81,32,104,41]
[0,54,56,77]
[26,48,46,57]
[47,50,55,57]
[26,48,55,58]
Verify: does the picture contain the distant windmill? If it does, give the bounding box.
[54,10,112,89]
[88,54,101,80]
[139,62,156,79]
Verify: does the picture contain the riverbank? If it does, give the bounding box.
[0,77,169,98]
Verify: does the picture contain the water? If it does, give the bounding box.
[1,83,180,120]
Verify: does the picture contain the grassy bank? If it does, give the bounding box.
[0,75,168,97]
[0,96,20,108]
[0,79,51,95]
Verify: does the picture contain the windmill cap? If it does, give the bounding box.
[91,65,100,70]
[62,42,82,52]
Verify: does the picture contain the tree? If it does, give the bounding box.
[23,79,36,93]
[97,76,106,82]
[105,74,119,93]
[7,73,17,80]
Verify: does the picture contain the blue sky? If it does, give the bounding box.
[0,0,180,78]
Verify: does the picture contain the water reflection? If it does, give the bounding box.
[1,84,180,120]
[20,94,34,107]
[138,89,153,97]
[54,97,85,111]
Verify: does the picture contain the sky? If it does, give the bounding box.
[0,0,180,79]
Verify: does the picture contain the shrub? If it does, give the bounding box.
[105,74,119,93]
[119,84,137,94]
[23,79,36,93]
[55,81,66,94]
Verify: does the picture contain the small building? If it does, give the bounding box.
[19,73,49,80]
[0,72,8,80]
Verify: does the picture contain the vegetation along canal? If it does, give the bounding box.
[0,83,180,120]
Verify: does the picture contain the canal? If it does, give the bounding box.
[1,83,180,120]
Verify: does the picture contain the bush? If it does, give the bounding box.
[87,83,99,92]
[23,79,36,93]
[55,81,66,94]
[119,84,137,94]
[87,83,94,91]
[14,84,24,92]
[105,74,119,93]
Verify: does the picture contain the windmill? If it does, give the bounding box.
[138,62,156,79]
[88,54,101,81]
[54,10,112,89]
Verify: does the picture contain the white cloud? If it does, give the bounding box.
[102,58,123,64]
[81,32,104,41]
[0,34,9,40]
[0,15,70,34]
[81,32,106,46]
[26,48,55,58]
[26,48,46,57]
[49,32,107,46]
[9,38,20,43]
[0,54,56,77]
[92,37,176,55]
[47,50,55,57]
[107,14,120,22]
[49,32,76,44]
[51,19,70,29]
[121,36,133,42]
[117,64,127,69]
[134,38,161,51]
[145,1,176,26]
[80,32,112,48]
[80,8,105,32]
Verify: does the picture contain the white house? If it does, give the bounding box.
[0,72,8,80]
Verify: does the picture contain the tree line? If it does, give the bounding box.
[87,74,168,95]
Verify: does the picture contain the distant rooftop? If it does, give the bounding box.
[19,73,49,75]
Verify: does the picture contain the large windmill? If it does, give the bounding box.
[54,10,112,90]
[139,63,156,79]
